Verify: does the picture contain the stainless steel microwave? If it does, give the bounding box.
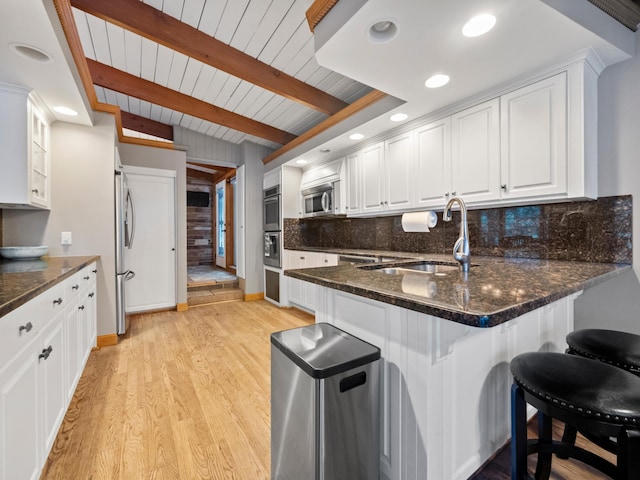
[301,182,340,217]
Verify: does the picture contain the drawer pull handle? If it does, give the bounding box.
[72,284,79,290]
[92,269,97,273]
[39,345,53,361]
[53,298,63,306]
[19,322,33,334]
[78,305,85,311]
[84,275,90,280]
[89,292,95,298]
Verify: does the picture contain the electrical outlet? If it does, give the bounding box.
[61,231,72,245]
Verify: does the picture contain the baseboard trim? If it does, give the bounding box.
[97,334,118,347]
[176,303,189,311]
[244,292,264,301]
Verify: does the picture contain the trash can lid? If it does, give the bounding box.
[271,323,381,379]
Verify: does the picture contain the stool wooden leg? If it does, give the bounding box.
[618,427,640,479]
[535,412,552,480]
[556,424,577,459]
[511,383,528,480]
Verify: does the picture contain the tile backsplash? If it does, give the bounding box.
[284,196,632,264]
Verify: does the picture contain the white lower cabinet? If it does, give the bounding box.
[315,286,577,480]
[284,250,338,313]
[0,261,97,480]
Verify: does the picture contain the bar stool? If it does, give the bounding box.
[510,351,640,479]
[566,328,640,375]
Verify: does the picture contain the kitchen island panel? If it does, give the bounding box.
[316,287,577,480]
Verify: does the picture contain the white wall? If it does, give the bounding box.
[574,30,640,333]
[2,112,117,336]
[118,143,188,306]
[241,141,270,295]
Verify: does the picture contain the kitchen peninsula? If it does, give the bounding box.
[284,253,629,479]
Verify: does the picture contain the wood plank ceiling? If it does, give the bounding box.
[61,0,373,154]
[54,0,640,161]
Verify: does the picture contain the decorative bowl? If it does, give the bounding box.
[0,246,48,259]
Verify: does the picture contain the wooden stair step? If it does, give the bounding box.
[187,287,244,306]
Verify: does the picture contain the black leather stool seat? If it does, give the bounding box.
[510,351,640,479]
[567,329,640,375]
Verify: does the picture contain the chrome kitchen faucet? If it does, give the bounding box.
[443,196,471,273]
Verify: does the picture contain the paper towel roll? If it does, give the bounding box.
[401,211,437,232]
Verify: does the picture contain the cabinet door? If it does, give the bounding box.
[500,72,567,199]
[451,99,500,203]
[361,143,385,213]
[28,101,50,209]
[345,152,361,214]
[0,341,40,480]
[64,299,81,402]
[414,118,452,208]
[287,251,306,307]
[384,132,414,211]
[40,313,66,456]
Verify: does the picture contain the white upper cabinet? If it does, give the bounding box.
[500,72,567,200]
[340,57,597,216]
[414,118,451,208]
[384,131,414,210]
[345,151,361,214]
[361,142,385,214]
[0,83,51,209]
[451,98,501,204]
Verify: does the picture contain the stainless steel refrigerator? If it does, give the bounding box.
[115,168,136,335]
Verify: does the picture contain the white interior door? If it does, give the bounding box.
[216,180,226,269]
[124,167,176,313]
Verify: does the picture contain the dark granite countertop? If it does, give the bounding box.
[0,255,100,318]
[283,250,630,327]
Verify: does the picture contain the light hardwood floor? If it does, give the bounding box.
[42,300,613,479]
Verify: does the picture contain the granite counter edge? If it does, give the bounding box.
[0,255,100,318]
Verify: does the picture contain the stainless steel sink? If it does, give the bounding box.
[373,262,461,276]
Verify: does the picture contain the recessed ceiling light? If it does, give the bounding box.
[296,159,308,165]
[10,43,53,64]
[462,14,496,37]
[349,133,364,140]
[425,74,450,89]
[368,20,398,43]
[390,113,408,122]
[53,106,78,116]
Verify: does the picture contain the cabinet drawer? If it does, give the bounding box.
[0,299,41,367]
[78,263,96,290]
[65,272,82,301]
[40,282,65,328]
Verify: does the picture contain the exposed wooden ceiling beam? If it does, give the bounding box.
[86,58,297,145]
[52,0,175,151]
[121,111,173,141]
[306,0,340,32]
[263,89,388,164]
[70,0,349,116]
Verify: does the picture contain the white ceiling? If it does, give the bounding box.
[0,0,636,168]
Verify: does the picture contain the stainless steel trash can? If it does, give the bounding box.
[270,322,380,480]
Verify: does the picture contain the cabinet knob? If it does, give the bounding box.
[324,259,328,263]
[53,298,63,306]
[380,202,384,206]
[452,191,457,196]
[31,188,39,194]
[84,275,90,280]
[72,284,79,290]
[89,292,95,298]
[78,305,85,311]
[39,345,53,361]
[300,256,305,260]
[19,322,33,334]
[445,192,450,198]
[92,269,97,274]
[501,184,507,191]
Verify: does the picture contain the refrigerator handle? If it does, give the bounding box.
[127,189,136,249]
[124,270,136,280]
